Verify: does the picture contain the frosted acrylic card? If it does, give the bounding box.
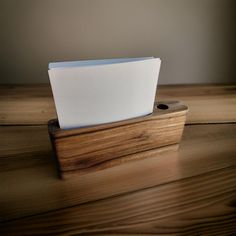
[48,57,161,129]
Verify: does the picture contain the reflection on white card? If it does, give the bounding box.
[48,57,161,129]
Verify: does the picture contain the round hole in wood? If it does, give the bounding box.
[157,104,169,110]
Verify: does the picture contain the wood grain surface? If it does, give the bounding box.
[1,124,236,223]
[49,102,187,176]
[1,167,236,235]
[0,84,236,125]
[0,84,236,235]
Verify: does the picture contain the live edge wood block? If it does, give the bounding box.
[48,101,188,178]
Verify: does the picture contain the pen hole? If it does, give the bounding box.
[157,104,169,110]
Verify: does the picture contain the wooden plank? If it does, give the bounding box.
[1,167,236,235]
[157,84,236,124]
[0,84,235,125]
[0,84,56,125]
[1,124,236,221]
[0,125,51,159]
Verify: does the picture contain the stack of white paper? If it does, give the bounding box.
[48,57,161,129]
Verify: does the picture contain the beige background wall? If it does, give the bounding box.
[0,0,235,84]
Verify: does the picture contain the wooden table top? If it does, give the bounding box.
[0,84,236,235]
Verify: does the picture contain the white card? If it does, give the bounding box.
[48,57,161,129]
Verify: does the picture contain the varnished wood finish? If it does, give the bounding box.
[1,84,236,125]
[48,101,187,177]
[1,124,236,223]
[0,84,56,125]
[0,85,236,235]
[156,84,236,124]
[1,167,236,235]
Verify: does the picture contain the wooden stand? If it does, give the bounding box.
[48,101,188,179]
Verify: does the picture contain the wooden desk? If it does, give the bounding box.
[1,84,236,235]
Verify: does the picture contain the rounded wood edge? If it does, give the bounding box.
[48,101,188,139]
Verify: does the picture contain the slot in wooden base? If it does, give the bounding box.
[48,101,188,178]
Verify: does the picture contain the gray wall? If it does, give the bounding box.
[0,0,235,84]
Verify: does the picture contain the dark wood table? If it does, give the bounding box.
[1,84,236,235]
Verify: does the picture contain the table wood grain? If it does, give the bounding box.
[0,84,236,235]
[0,84,236,125]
